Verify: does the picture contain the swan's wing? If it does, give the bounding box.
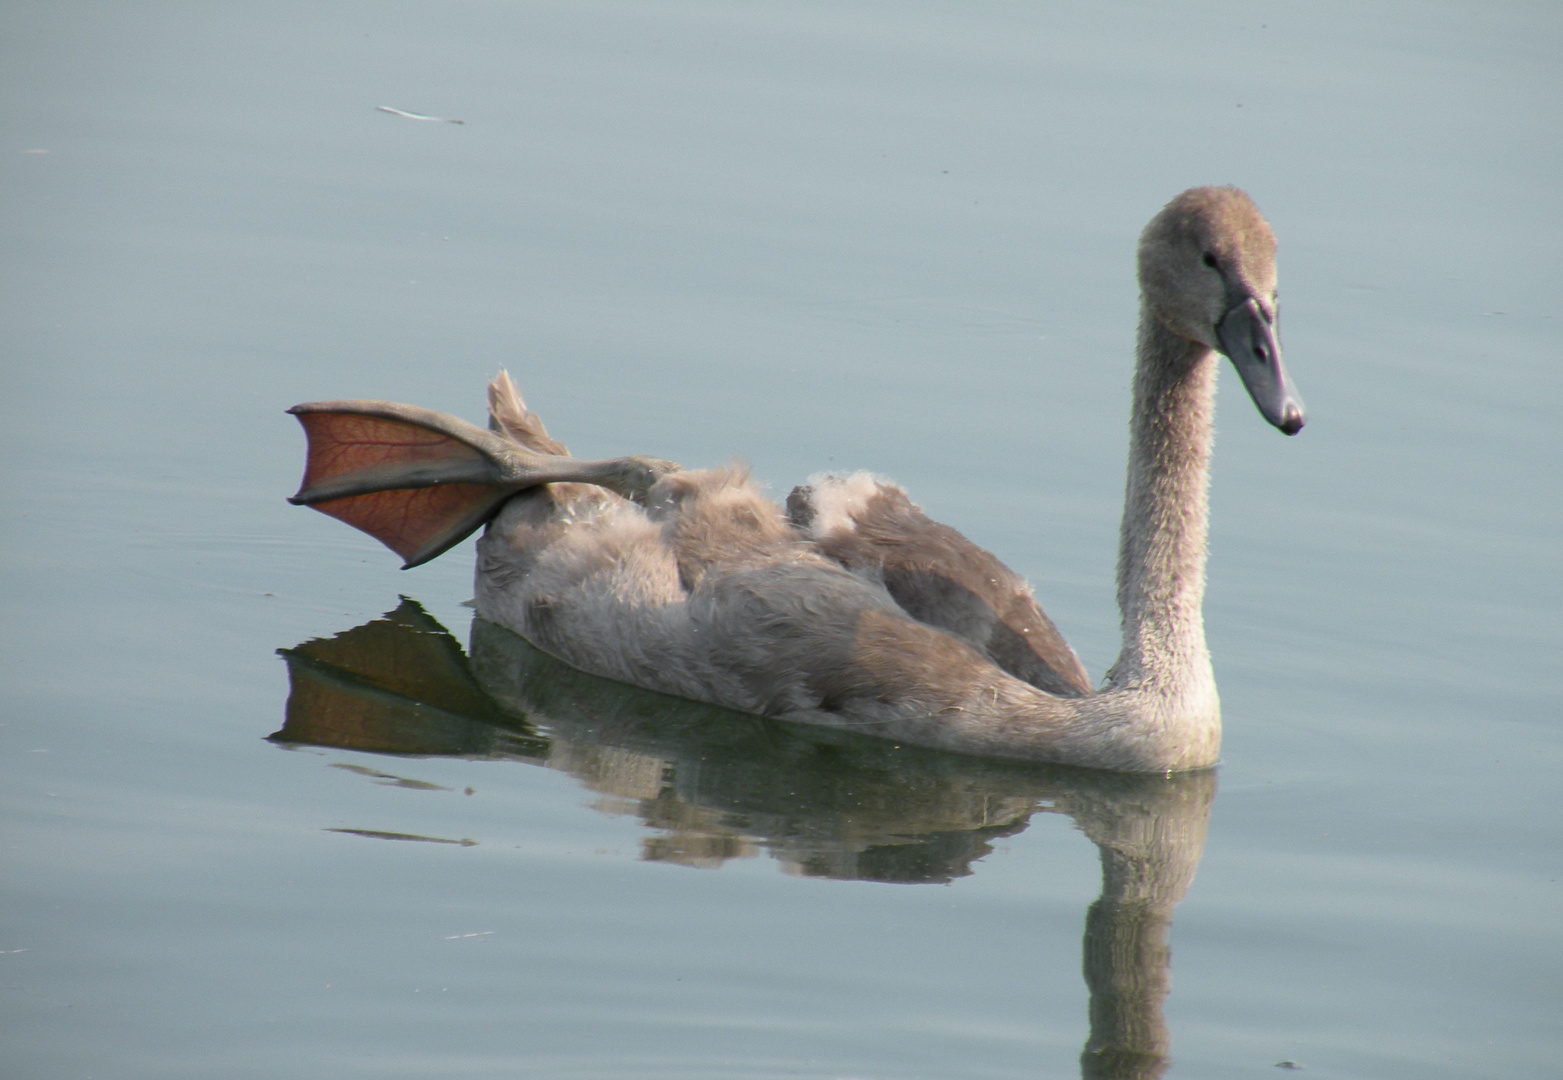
[787,475,1094,697]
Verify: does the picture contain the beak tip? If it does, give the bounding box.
[1278,407,1305,436]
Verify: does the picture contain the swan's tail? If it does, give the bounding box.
[487,369,570,456]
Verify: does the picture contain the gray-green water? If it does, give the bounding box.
[3,3,1558,1077]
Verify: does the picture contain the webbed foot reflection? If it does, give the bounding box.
[273,598,1214,1078]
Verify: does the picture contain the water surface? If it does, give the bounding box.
[3,3,1559,1078]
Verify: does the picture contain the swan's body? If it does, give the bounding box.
[289,187,1303,773]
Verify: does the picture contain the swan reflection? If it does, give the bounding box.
[273,598,1213,1078]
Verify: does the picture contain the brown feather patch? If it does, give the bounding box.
[800,479,1094,697]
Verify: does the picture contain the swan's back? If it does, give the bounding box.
[290,384,1193,769]
[475,375,1090,718]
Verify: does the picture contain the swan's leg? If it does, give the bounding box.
[288,400,678,568]
[787,475,1093,697]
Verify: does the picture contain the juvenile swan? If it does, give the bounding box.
[288,187,1304,772]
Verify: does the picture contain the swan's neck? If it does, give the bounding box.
[1109,313,1217,700]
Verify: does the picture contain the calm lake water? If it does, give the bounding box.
[3,3,1559,1077]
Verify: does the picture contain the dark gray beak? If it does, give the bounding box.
[1216,297,1305,435]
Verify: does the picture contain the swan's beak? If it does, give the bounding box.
[1217,297,1305,435]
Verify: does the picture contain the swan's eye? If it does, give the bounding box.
[1202,252,1219,270]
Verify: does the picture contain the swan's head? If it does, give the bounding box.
[1138,186,1305,435]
